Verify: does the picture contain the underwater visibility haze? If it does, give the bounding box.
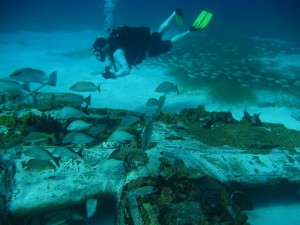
[1,0,300,225]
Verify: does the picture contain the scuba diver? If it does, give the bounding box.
[93,9,213,79]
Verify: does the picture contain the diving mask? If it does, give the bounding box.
[93,48,106,62]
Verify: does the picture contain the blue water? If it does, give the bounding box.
[1,1,300,225]
[1,0,300,41]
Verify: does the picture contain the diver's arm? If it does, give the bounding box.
[103,61,113,74]
[102,60,115,79]
[105,60,113,70]
[113,49,131,77]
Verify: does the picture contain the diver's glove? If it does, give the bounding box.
[102,67,117,79]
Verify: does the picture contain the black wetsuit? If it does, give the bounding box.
[106,26,173,66]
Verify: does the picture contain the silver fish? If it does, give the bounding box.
[120,114,141,127]
[160,151,176,158]
[108,130,135,143]
[63,132,95,144]
[31,92,55,105]
[87,124,107,137]
[125,186,158,198]
[155,81,179,95]
[146,98,159,107]
[9,68,57,86]
[51,146,83,158]
[23,146,60,167]
[157,94,166,111]
[54,93,91,105]
[86,198,97,219]
[44,209,85,225]
[142,118,153,150]
[23,159,56,171]
[291,113,300,121]
[67,120,91,131]
[23,132,55,143]
[0,78,30,93]
[69,81,101,93]
[54,107,82,120]
[101,159,125,173]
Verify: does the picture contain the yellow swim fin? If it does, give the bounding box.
[190,10,213,32]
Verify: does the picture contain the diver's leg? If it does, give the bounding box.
[158,9,184,36]
[170,10,213,45]
[170,31,190,44]
[157,11,176,35]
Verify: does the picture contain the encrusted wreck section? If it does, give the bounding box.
[0,105,300,224]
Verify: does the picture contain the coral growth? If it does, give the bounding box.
[122,159,251,225]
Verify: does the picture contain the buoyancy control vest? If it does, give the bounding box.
[106,26,151,66]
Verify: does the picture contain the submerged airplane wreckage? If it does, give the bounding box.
[1,94,300,225]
